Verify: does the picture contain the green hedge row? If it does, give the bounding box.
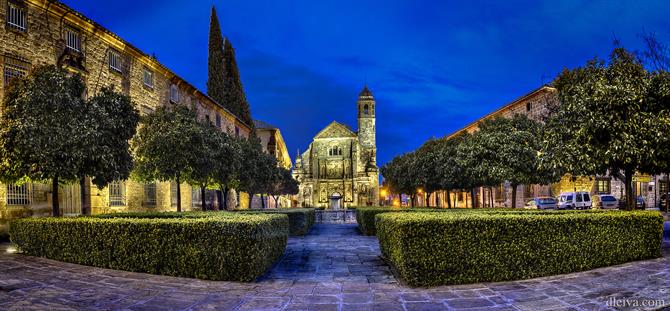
[234,208,315,236]
[10,212,288,281]
[376,210,663,286]
[356,207,479,236]
[355,207,617,236]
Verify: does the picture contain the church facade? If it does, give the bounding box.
[293,86,379,208]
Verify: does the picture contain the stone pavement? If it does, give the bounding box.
[0,224,669,311]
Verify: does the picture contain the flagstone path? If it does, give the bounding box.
[0,224,669,310]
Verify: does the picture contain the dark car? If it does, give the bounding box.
[619,196,646,209]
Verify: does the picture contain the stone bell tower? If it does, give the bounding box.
[357,85,376,165]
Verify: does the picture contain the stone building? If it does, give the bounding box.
[426,85,663,208]
[0,0,252,220]
[293,86,379,208]
[250,119,292,208]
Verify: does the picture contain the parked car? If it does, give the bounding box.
[557,191,592,209]
[525,197,558,210]
[593,194,618,209]
[619,196,646,209]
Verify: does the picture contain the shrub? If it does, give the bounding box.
[234,208,315,236]
[355,207,613,236]
[10,212,288,282]
[356,207,475,236]
[376,210,663,286]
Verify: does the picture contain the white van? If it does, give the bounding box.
[558,192,592,210]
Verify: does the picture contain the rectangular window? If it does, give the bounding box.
[65,26,81,52]
[595,178,611,194]
[526,102,532,112]
[170,84,179,103]
[6,1,26,31]
[3,55,29,87]
[108,49,122,73]
[143,68,153,88]
[6,183,31,205]
[144,183,157,206]
[215,114,221,128]
[235,126,240,137]
[108,181,125,207]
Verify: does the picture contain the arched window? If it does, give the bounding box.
[363,104,369,115]
[338,147,343,155]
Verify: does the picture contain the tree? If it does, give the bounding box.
[211,131,242,210]
[132,105,202,212]
[455,132,500,208]
[207,7,227,114]
[83,87,140,214]
[413,138,443,207]
[0,65,86,216]
[237,137,277,208]
[545,47,660,210]
[381,152,420,207]
[207,6,254,128]
[187,120,220,211]
[642,71,670,211]
[268,168,299,208]
[475,115,549,208]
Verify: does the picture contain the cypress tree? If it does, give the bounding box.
[207,6,227,112]
[207,6,254,129]
[222,39,254,128]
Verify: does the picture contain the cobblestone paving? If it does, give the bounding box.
[1,224,669,311]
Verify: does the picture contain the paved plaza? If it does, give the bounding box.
[1,224,669,311]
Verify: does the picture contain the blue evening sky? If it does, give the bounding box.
[62,0,670,167]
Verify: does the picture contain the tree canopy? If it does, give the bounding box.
[0,66,139,216]
[132,105,203,211]
[544,47,668,209]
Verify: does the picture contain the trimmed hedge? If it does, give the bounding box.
[355,207,616,236]
[234,208,315,236]
[376,210,663,286]
[356,207,478,236]
[10,212,288,281]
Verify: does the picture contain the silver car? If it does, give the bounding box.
[525,197,558,210]
[593,194,618,209]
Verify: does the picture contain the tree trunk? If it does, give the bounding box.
[176,176,182,212]
[201,186,207,211]
[511,184,518,208]
[249,192,255,209]
[222,186,228,210]
[489,187,494,208]
[426,193,431,207]
[410,194,415,208]
[80,177,88,215]
[274,195,280,208]
[625,169,634,211]
[453,191,457,208]
[52,175,59,217]
[216,190,223,211]
[261,194,266,209]
[471,188,476,208]
[435,192,440,208]
[446,190,451,208]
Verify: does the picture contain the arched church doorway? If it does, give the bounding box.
[329,192,342,210]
